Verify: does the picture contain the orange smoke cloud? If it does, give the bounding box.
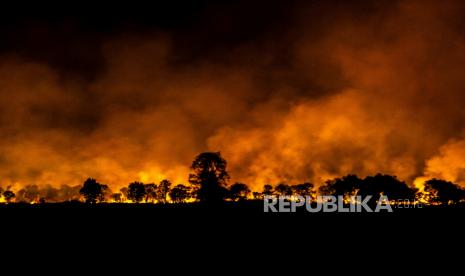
[0,0,465,192]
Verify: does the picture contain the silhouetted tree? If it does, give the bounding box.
[423,179,465,205]
[320,174,417,205]
[228,183,251,201]
[169,184,191,203]
[361,174,417,203]
[127,182,146,203]
[292,182,315,199]
[189,152,230,204]
[252,192,262,200]
[157,180,172,203]
[144,183,157,203]
[99,184,111,202]
[79,178,105,204]
[275,183,293,196]
[3,190,15,203]
[319,175,362,199]
[262,184,274,197]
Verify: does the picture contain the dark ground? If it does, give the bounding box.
[1,201,463,234]
[0,201,462,268]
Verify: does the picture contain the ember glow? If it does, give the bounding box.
[0,0,465,194]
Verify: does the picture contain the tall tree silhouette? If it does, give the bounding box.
[229,183,251,201]
[423,179,465,205]
[189,152,230,204]
[127,182,146,203]
[79,178,105,204]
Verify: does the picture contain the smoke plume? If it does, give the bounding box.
[0,0,464,191]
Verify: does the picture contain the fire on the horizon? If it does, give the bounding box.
[0,0,465,195]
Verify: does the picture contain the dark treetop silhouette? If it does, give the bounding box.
[79,178,108,204]
[188,152,230,204]
[319,174,418,205]
[423,179,465,205]
[127,182,146,203]
[1,152,465,206]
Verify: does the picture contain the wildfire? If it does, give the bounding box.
[0,0,464,198]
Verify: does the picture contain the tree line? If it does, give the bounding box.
[1,152,465,205]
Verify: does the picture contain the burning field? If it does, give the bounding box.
[0,0,465,199]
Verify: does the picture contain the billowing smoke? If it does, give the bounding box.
[0,0,464,191]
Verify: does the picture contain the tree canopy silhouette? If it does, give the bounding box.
[319,174,417,204]
[319,174,362,198]
[423,179,465,205]
[292,182,315,199]
[229,183,251,201]
[361,174,417,202]
[3,190,15,203]
[127,182,146,203]
[275,183,293,196]
[262,184,274,197]
[189,152,230,204]
[79,178,106,204]
[144,183,157,203]
[169,184,191,203]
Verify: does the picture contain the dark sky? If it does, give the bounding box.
[0,0,285,77]
[0,0,382,79]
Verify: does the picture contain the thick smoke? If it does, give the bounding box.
[0,0,464,192]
